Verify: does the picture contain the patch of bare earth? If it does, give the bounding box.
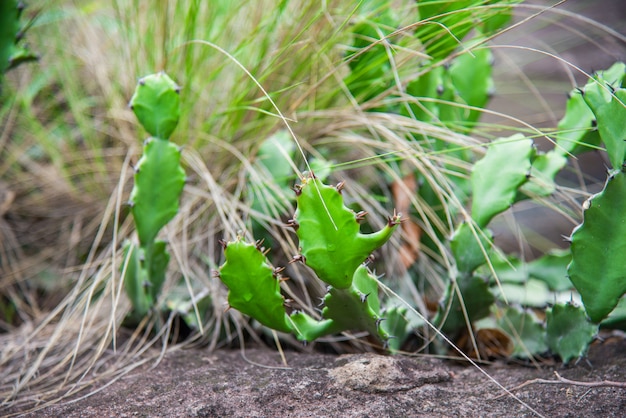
[13,337,626,417]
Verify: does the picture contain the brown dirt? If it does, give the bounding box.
[13,336,626,418]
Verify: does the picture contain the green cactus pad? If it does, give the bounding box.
[546,302,597,363]
[414,0,474,60]
[292,175,401,289]
[471,134,534,227]
[568,169,626,323]
[0,0,38,76]
[122,242,152,318]
[321,265,389,342]
[218,238,293,333]
[380,306,409,352]
[147,240,170,301]
[450,222,492,274]
[129,72,181,139]
[122,240,170,320]
[497,307,547,359]
[288,312,338,342]
[449,42,493,127]
[555,88,601,156]
[129,138,185,247]
[581,65,626,170]
[435,275,495,335]
[519,150,567,198]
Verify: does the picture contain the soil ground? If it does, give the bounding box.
[16,336,626,417]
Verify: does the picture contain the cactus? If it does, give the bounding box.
[122,72,185,320]
[580,62,626,170]
[217,175,404,346]
[0,0,38,83]
[471,134,534,228]
[564,62,626,324]
[567,168,626,323]
[414,0,519,61]
[435,135,535,337]
[448,39,494,128]
[290,175,401,289]
[344,0,401,105]
[497,307,547,359]
[546,302,598,364]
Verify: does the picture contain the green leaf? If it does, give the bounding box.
[404,66,443,122]
[479,0,521,35]
[496,279,551,307]
[449,42,493,127]
[129,72,181,139]
[471,134,534,227]
[255,130,296,188]
[519,150,567,198]
[381,306,409,352]
[497,307,547,359]
[450,222,492,274]
[527,250,572,292]
[345,1,399,103]
[555,89,601,155]
[435,276,495,335]
[321,265,390,342]
[122,242,152,318]
[582,71,626,170]
[600,296,626,331]
[130,138,186,247]
[293,175,400,289]
[568,169,626,323]
[415,0,474,60]
[148,240,170,301]
[546,302,597,363]
[0,0,37,76]
[218,238,292,333]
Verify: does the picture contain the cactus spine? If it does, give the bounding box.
[123,72,185,320]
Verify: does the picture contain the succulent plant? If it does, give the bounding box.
[217,174,404,346]
[122,72,185,320]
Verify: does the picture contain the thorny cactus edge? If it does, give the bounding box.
[217,174,405,346]
[123,72,186,320]
[289,175,401,289]
[0,0,38,91]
